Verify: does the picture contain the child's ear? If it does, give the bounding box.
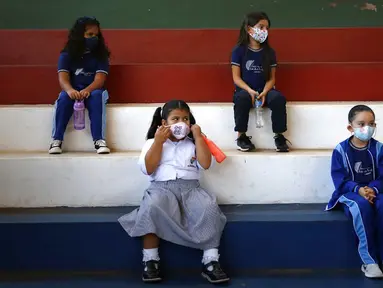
[247,25,254,35]
[161,119,166,126]
[347,124,354,133]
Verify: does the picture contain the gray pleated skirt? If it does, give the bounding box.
[118,179,227,250]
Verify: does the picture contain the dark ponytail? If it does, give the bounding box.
[145,100,196,140]
[146,107,163,140]
[236,11,273,81]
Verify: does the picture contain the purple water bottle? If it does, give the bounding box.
[73,100,85,130]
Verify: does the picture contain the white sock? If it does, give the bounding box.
[143,248,160,262]
[202,248,219,265]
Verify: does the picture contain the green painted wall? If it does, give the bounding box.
[1,0,383,29]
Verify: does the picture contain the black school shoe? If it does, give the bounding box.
[142,260,162,283]
[236,134,255,152]
[201,261,230,284]
[274,134,291,152]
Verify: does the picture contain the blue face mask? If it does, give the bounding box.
[85,37,98,50]
[353,126,375,142]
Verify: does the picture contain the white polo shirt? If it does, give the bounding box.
[138,138,215,182]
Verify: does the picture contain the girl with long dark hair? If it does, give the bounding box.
[49,16,111,154]
[231,11,290,152]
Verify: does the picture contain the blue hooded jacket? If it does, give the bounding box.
[326,137,383,210]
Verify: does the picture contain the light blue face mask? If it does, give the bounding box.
[353,126,375,142]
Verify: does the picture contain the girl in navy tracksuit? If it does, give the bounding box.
[326,105,383,278]
[49,16,111,154]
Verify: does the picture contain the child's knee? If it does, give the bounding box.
[268,90,286,107]
[234,91,252,106]
[90,89,104,98]
[57,91,74,106]
[357,196,375,214]
[87,90,108,106]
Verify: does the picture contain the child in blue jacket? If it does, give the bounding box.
[326,105,383,278]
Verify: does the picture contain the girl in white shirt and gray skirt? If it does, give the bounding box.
[118,100,229,284]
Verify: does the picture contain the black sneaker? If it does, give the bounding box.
[274,134,291,152]
[236,134,255,152]
[202,261,230,284]
[49,140,62,154]
[142,260,162,283]
[94,139,110,154]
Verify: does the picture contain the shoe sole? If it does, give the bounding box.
[237,146,255,152]
[364,274,383,279]
[363,272,383,278]
[201,272,230,284]
[142,277,162,282]
[49,147,62,154]
[96,148,110,154]
[276,149,289,152]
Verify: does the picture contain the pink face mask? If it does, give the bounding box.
[170,122,190,139]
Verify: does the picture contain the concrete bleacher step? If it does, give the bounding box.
[1,102,382,153]
[0,204,359,273]
[0,150,333,207]
[0,274,372,288]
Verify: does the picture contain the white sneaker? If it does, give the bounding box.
[94,139,110,154]
[361,264,383,278]
[49,140,62,154]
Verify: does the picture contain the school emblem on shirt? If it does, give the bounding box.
[188,157,197,167]
[75,68,84,75]
[75,68,94,77]
[245,60,263,72]
[354,161,372,176]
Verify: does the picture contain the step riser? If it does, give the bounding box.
[1,219,359,272]
[2,103,382,152]
[2,64,383,104]
[2,29,382,65]
[0,152,332,207]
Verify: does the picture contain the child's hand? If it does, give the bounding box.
[80,89,91,99]
[247,89,259,107]
[359,187,376,204]
[67,89,81,100]
[191,124,202,138]
[257,91,267,107]
[364,186,376,204]
[154,125,171,144]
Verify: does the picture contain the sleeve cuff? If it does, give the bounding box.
[354,185,360,193]
[96,70,108,75]
[197,155,215,170]
[231,62,240,66]
[373,187,379,194]
[138,162,149,175]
